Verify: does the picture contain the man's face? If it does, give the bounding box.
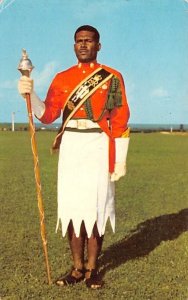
[74,30,101,63]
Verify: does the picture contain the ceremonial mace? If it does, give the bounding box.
[18,49,52,285]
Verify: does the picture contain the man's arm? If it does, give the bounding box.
[110,73,130,182]
[18,75,62,123]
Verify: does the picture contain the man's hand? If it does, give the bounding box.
[110,162,126,182]
[18,75,33,98]
[17,77,45,118]
[110,135,130,182]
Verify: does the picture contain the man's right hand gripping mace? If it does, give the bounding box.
[18,49,52,285]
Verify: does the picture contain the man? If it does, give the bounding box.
[18,25,130,289]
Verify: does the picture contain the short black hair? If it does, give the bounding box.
[74,25,100,42]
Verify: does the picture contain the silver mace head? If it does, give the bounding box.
[18,49,34,77]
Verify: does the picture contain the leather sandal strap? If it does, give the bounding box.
[85,269,98,276]
[55,267,85,286]
[85,269,103,289]
[72,267,85,274]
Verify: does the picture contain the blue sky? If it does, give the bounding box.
[0,0,188,124]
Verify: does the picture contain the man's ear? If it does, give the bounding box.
[98,43,101,52]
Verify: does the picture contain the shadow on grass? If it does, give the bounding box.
[99,208,188,275]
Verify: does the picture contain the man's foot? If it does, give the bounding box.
[55,267,85,286]
[84,269,104,289]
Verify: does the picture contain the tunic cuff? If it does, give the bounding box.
[115,137,130,163]
[30,91,45,119]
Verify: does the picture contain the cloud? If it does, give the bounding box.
[0,79,17,89]
[33,61,59,91]
[70,0,129,19]
[126,80,136,101]
[150,87,169,98]
[0,61,59,93]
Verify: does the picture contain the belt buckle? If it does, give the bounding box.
[77,119,87,129]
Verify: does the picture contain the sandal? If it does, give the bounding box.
[85,269,104,289]
[55,267,85,286]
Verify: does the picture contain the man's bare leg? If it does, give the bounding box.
[85,223,104,288]
[58,221,104,287]
[67,221,86,278]
[55,221,86,285]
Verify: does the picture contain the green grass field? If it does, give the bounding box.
[0,131,188,300]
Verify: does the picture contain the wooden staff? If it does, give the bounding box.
[18,49,52,285]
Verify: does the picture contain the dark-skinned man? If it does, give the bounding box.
[18,25,130,289]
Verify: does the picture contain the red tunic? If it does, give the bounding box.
[39,62,130,172]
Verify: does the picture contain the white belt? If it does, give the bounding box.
[66,119,100,130]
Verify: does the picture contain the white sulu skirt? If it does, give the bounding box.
[56,130,115,238]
